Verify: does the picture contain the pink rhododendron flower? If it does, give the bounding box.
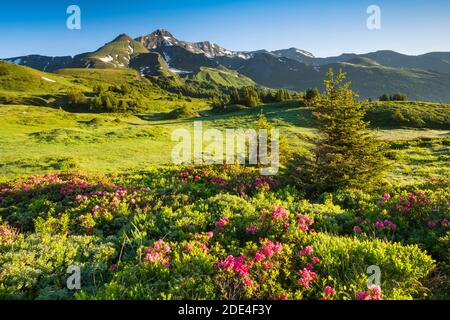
[297,268,317,288]
[255,252,266,261]
[356,285,382,300]
[146,239,171,268]
[215,217,229,229]
[216,255,249,276]
[242,276,254,287]
[356,291,369,300]
[324,286,336,295]
[381,219,397,231]
[305,263,314,271]
[354,226,362,233]
[246,225,257,234]
[427,220,437,228]
[375,221,384,229]
[200,243,209,253]
[259,240,283,257]
[299,224,308,231]
[271,206,288,220]
[299,245,313,256]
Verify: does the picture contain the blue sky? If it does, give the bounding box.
[1,0,449,58]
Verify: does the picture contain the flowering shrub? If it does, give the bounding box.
[0,222,18,246]
[146,239,172,268]
[356,285,382,300]
[0,167,446,300]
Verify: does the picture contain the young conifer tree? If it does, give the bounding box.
[254,110,292,166]
[311,68,385,192]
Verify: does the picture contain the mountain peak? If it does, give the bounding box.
[151,29,175,38]
[135,29,251,59]
[113,33,133,42]
[136,29,178,49]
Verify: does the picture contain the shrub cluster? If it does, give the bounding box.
[0,166,446,300]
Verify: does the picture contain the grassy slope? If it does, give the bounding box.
[192,66,256,87]
[367,101,450,130]
[84,34,149,68]
[0,61,84,94]
[0,101,448,183]
[54,67,145,84]
[0,63,209,113]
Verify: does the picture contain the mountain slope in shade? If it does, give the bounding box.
[215,51,319,89]
[271,48,316,64]
[128,52,173,77]
[323,58,450,102]
[214,53,450,101]
[3,55,74,72]
[359,51,450,74]
[274,49,450,74]
[153,45,220,73]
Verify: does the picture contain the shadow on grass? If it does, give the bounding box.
[135,101,319,129]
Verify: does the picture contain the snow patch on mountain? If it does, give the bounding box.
[128,43,134,54]
[163,36,174,46]
[296,49,315,58]
[169,67,191,74]
[162,52,171,64]
[41,76,56,83]
[99,55,114,63]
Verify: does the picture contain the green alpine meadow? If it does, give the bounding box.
[0,1,449,303]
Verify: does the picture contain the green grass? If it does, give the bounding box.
[55,68,146,85]
[0,63,210,113]
[367,101,450,129]
[386,137,450,185]
[0,61,84,94]
[192,66,256,87]
[0,101,448,183]
[1,61,448,183]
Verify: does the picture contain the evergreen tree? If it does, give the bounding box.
[261,90,277,103]
[275,89,291,102]
[379,93,390,101]
[101,94,113,111]
[93,85,105,95]
[241,86,260,107]
[304,88,320,103]
[118,100,129,112]
[254,111,292,165]
[67,88,86,106]
[391,92,407,101]
[229,88,240,105]
[310,69,385,192]
[91,96,103,111]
